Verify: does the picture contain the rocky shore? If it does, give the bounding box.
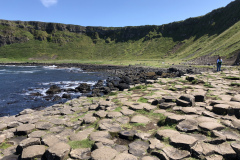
[0,64,240,159]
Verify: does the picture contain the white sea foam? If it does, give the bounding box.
[43,65,58,69]
[25,80,98,97]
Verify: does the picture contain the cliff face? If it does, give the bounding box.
[0,0,240,64]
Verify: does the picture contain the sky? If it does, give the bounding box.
[0,0,235,27]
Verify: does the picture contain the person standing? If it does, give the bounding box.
[217,56,223,72]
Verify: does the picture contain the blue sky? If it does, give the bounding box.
[1,0,234,27]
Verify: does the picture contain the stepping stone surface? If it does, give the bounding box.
[199,122,225,131]
[91,147,118,160]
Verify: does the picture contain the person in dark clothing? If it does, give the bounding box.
[217,56,223,72]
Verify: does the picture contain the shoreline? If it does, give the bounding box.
[0,68,240,159]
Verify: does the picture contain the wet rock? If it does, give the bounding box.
[46,85,61,94]
[75,83,91,93]
[62,93,71,99]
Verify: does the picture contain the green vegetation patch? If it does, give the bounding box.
[230,82,240,87]
[68,139,94,149]
[129,85,153,91]
[137,97,148,103]
[204,82,214,88]
[0,142,12,149]
[113,106,122,112]
[131,123,146,127]
[224,76,240,80]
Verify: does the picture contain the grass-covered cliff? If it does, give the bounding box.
[0,0,240,65]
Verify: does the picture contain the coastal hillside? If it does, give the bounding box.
[0,0,240,65]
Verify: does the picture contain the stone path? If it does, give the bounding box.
[0,70,240,159]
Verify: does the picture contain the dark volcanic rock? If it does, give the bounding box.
[46,85,61,94]
[75,83,91,93]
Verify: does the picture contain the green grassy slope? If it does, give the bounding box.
[0,0,240,65]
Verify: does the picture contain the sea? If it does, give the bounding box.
[0,65,109,117]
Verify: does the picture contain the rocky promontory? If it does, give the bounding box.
[0,67,240,160]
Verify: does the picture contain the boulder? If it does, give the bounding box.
[75,83,91,93]
[46,85,61,94]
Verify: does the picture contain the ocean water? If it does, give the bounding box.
[0,65,108,116]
